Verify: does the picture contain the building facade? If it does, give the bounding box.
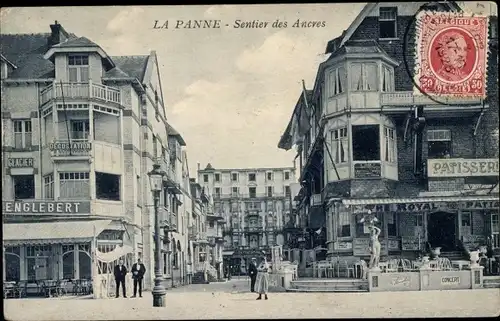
[278,2,499,270]
[1,21,192,291]
[198,163,296,275]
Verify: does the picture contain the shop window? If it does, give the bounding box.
[249,187,256,198]
[13,175,35,199]
[384,127,396,163]
[248,173,256,181]
[379,7,397,39]
[203,174,209,183]
[351,63,378,91]
[267,186,273,197]
[461,212,472,227]
[231,172,239,181]
[331,127,348,164]
[44,174,54,199]
[68,54,89,83]
[13,119,32,149]
[339,210,351,237]
[71,120,90,140]
[387,212,397,236]
[59,172,90,199]
[215,173,221,182]
[5,247,21,282]
[352,125,380,161]
[427,129,452,158]
[232,187,239,197]
[285,186,291,197]
[96,172,121,201]
[382,65,395,92]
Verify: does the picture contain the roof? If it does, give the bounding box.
[166,122,186,146]
[52,36,99,48]
[0,33,56,79]
[106,55,149,82]
[3,219,112,245]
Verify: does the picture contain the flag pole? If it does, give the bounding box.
[301,80,340,180]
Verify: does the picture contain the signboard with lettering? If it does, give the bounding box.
[334,242,352,250]
[401,237,421,251]
[8,158,34,168]
[428,159,499,178]
[352,200,499,214]
[354,162,381,178]
[441,276,460,285]
[49,141,92,151]
[2,201,91,214]
[353,238,387,256]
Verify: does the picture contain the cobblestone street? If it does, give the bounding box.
[4,279,500,320]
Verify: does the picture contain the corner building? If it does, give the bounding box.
[2,21,191,291]
[278,2,499,272]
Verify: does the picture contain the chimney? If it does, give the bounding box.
[197,162,200,172]
[48,20,69,48]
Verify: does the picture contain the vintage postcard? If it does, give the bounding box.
[1,2,499,320]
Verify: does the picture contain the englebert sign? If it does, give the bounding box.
[3,201,91,214]
[428,158,499,177]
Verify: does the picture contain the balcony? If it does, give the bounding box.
[245,209,260,217]
[244,226,264,233]
[155,157,181,194]
[40,81,121,106]
[158,207,177,232]
[310,194,322,207]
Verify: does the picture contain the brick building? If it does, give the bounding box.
[198,163,295,275]
[278,2,498,271]
[1,22,193,292]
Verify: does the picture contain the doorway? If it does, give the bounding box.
[427,211,457,251]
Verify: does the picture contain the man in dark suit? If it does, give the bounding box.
[113,259,128,298]
[248,258,258,292]
[131,258,146,298]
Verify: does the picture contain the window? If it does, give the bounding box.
[215,173,221,182]
[379,7,397,39]
[266,186,273,197]
[203,174,209,183]
[351,63,378,91]
[71,120,90,140]
[416,214,423,227]
[13,175,35,199]
[382,65,395,92]
[339,210,351,237]
[461,212,471,227]
[249,187,256,198]
[209,221,214,228]
[215,187,221,197]
[352,125,380,161]
[284,171,290,180]
[96,172,120,201]
[492,214,499,233]
[231,202,238,212]
[328,66,346,97]
[387,212,397,236]
[68,54,89,83]
[231,187,239,197]
[13,120,32,149]
[152,136,158,158]
[248,173,256,181]
[285,186,291,197]
[44,174,54,199]
[59,172,90,199]
[384,127,396,163]
[266,201,274,211]
[231,173,238,182]
[331,127,348,164]
[427,129,452,158]
[266,172,273,181]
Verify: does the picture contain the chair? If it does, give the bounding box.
[386,259,399,273]
[3,283,15,299]
[14,281,28,298]
[55,280,68,297]
[338,260,355,278]
[401,259,414,272]
[354,260,368,279]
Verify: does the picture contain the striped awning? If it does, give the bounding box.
[3,219,112,246]
[342,195,499,206]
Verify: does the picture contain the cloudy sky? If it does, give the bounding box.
[1,3,496,175]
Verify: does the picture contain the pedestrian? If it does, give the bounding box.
[131,258,146,298]
[113,259,128,298]
[248,258,258,292]
[255,255,269,300]
[227,265,232,280]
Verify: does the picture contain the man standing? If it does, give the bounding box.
[131,258,146,298]
[248,258,258,292]
[113,259,128,298]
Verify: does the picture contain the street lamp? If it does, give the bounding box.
[148,163,166,307]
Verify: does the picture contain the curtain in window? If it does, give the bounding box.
[337,66,345,94]
[351,63,362,90]
[365,63,378,90]
[382,66,393,92]
[69,68,78,83]
[60,179,90,199]
[329,69,337,97]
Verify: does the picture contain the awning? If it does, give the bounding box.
[342,195,499,206]
[96,244,134,263]
[3,219,112,246]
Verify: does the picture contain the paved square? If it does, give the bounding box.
[4,280,500,320]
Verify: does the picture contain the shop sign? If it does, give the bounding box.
[8,158,34,168]
[441,276,460,285]
[334,242,352,250]
[354,162,381,178]
[428,158,499,178]
[49,141,92,151]
[2,201,91,214]
[356,200,498,213]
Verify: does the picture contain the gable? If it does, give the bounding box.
[143,51,166,118]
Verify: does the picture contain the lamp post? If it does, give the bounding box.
[148,163,166,307]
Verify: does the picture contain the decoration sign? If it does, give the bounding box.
[8,158,34,168]
[441,276,460,285]
[354,163,381,178]
[49,141,92,151]
[427,159,499,178]
[2,201,91,214]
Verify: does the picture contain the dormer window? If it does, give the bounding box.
[68,54,89,83]
[379,7,397,39]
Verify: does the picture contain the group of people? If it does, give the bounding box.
[113,258,146,298]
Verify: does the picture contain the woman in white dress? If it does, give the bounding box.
[255,256,269,300]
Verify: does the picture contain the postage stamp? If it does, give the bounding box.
[414,11,489,99]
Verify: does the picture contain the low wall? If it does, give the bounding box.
[368,266,484,292]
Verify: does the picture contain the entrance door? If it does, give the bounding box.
[427,211,457,251]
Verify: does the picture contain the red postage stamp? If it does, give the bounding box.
[415,11,489,98]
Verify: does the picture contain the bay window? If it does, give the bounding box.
[71,120,90,140]
[331,127,348,164]
[382,65,395,92]
[59,172,90,199]
[327,66,346,97]
[351,62,378,91]
[384,127,396,163]
[352,125,380,161]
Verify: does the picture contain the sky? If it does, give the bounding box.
[1,3,496,175]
